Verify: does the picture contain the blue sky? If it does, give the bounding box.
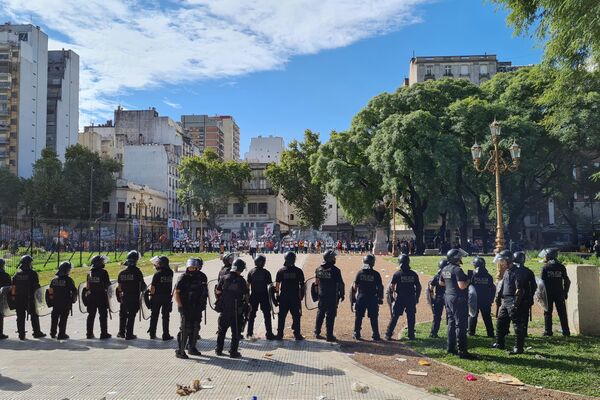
[2,0,542,156]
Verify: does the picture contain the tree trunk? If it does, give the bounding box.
[413,211,425,255]
[476,201,490,254]
[439,211,447,248]
[456,200,469,249]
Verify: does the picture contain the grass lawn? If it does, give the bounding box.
[406,319,600,397]
[35,252,219,287]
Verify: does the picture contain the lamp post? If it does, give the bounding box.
[132,187,153,255]
[471,120,521,254]
[196,204,209,253]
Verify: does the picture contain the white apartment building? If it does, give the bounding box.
[244,135,284,163]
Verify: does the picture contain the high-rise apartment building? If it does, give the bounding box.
[0,23,48,178]
[408,54,525,86]
[181,114,240,161]
[47,49,79,160]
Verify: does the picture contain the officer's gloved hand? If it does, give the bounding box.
[564,293,568,300]
[378,298,384,305]
[178,306,184,313]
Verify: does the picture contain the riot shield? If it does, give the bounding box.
[304,277,318,310]
[78,282,88,314]
[534,277,548,312]
[107,280,120,314]
[425,287,433,306]
[139,290,151,320]
[0,286,16,317]
[468,285,478,318]
[385,284,394,317]
[34,285,51,316]
[268,283,279,316]
[207,279,218,310]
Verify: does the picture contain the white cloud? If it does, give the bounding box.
[2,0,427,126]
[163,98,182,109]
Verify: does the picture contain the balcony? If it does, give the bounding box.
[424,74,435,81]
[243,188,276,196]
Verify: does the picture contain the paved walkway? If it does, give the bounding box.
[0,254,444,400]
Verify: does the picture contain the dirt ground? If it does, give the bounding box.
[291,254,594,400]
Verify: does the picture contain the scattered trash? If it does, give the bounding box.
[106,392,117,395]
[351,382,369,393]
[518,387,527,391]
[395,357,407,362]
[70,376,75,379]
[466,374,477,381]
[535,386,543,389]
[482,373,524,386]
[175,379,211,396]
[264,352,273,357]
[192,380,200,391]
[448,393,455,397]
[418,359,431,366]
[526,346,533,351]
[289,382,297,386]
[407,370,428,376]
[534,354,546,360]
[316,396,328,400]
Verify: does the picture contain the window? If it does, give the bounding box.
[18,33,28,42]
[460,65,469,76]
[425,65,433,75]
[444,65,452,76]
[233,203,244,214]
[258,178,267,190]
[102,202,110,214]
[290,214,294,221]
[258,203,268,214]
[248,203,258,214]
[480,64,488,74]
[117,202,125,218]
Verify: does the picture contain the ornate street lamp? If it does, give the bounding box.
[195,204,210,253]
[132,187,153,254]
[471,120,521,254]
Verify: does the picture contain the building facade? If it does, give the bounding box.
[244,135,284,163]
[181,114,240,161]
[408,54,523,86]
[0,23,48,178]
[46,49,79,161]
[101,179,168,222]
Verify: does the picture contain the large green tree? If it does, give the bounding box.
[178,149,252,227]
[0,167,23,215]
[24,148,65,217]
[492,0,600,68]
[62,144,121,219]
[266,130,327,229]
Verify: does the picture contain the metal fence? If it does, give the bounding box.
[0,216,172,275]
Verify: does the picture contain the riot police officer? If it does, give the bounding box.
[215,258,248,358]
[428,259,447,338]
[117,250,145,340]
[540,248,570,336]
[174,258,208,359]
[385,254,421,340]
[48,262,77,340]
[148,255,174,340]
[513,251,537,336]
[12,255,45,340]
[86,255,111,339]
[492,250,529,354]
[0,258,11,339]
[218,252,235,280]
[468,256,495,337]
[352,254,383,341]
[314,250,345,342]
[440,249,475,359]
[275,251,305,341]
[246,254,275,340]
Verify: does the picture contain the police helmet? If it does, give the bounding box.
[446,249,463,264]
[186,258,203,270]
[438,259,448,270]
[513,251,526,265]
[127,250,140,262]
[254,254,266,268]
[0,258,4,269]
[493,249,513,264]
[323,249,337,264]
[90,255,108,268]
[284,251,296,266]
[398,254,410,267]
[472,256,486,270]
[57,261,72,276]
[231,258,247,273]
[20,254,33,265]
[363,254,376,267]
[222,252,235,265]
[538,248,558,261]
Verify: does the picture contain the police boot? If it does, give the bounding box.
[125,316,136,340]
[31,314,46,338]
[491,341,505,350]
[99,314,111,339]
[50,314,58,339]
[57,314,69,340]
[148,316,158,339]
[264,317,275,340]
[0,317,7,340]
[187,327,201,356]
[162,316,173,341]
[118,316,126,338]
[370,318,381,341]
[508,347,524,355]
[175,332,189,359]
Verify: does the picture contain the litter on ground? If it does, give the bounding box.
[351,382,369,393]
[482,373,524,386]
[418,359,431,366]
[466,374,477,381]
[407,370,428,377]
[395,357,407,362]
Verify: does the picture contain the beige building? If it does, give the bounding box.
[408,54,523,86]
[180,114,240,161]
[101,179,168,221]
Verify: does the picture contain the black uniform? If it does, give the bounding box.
[215,272,248,355]
[246,266,273,338]
[86,266,111,338]
[0,265,11,339]
[541,260,570,336]
[515,263,537,336]
[385,266,421,339]
[275,265,305,339]
[314,261,344,340]
[440,263,469,354]
[353,266,383,340]
[495,264,530,353]
[468,267,495,337]
[49,274,77,338]
[12,267,44,339]
[175,269,208,355]
[148,267,174,339]
[428,270,445,338]
[117,264,145,339]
